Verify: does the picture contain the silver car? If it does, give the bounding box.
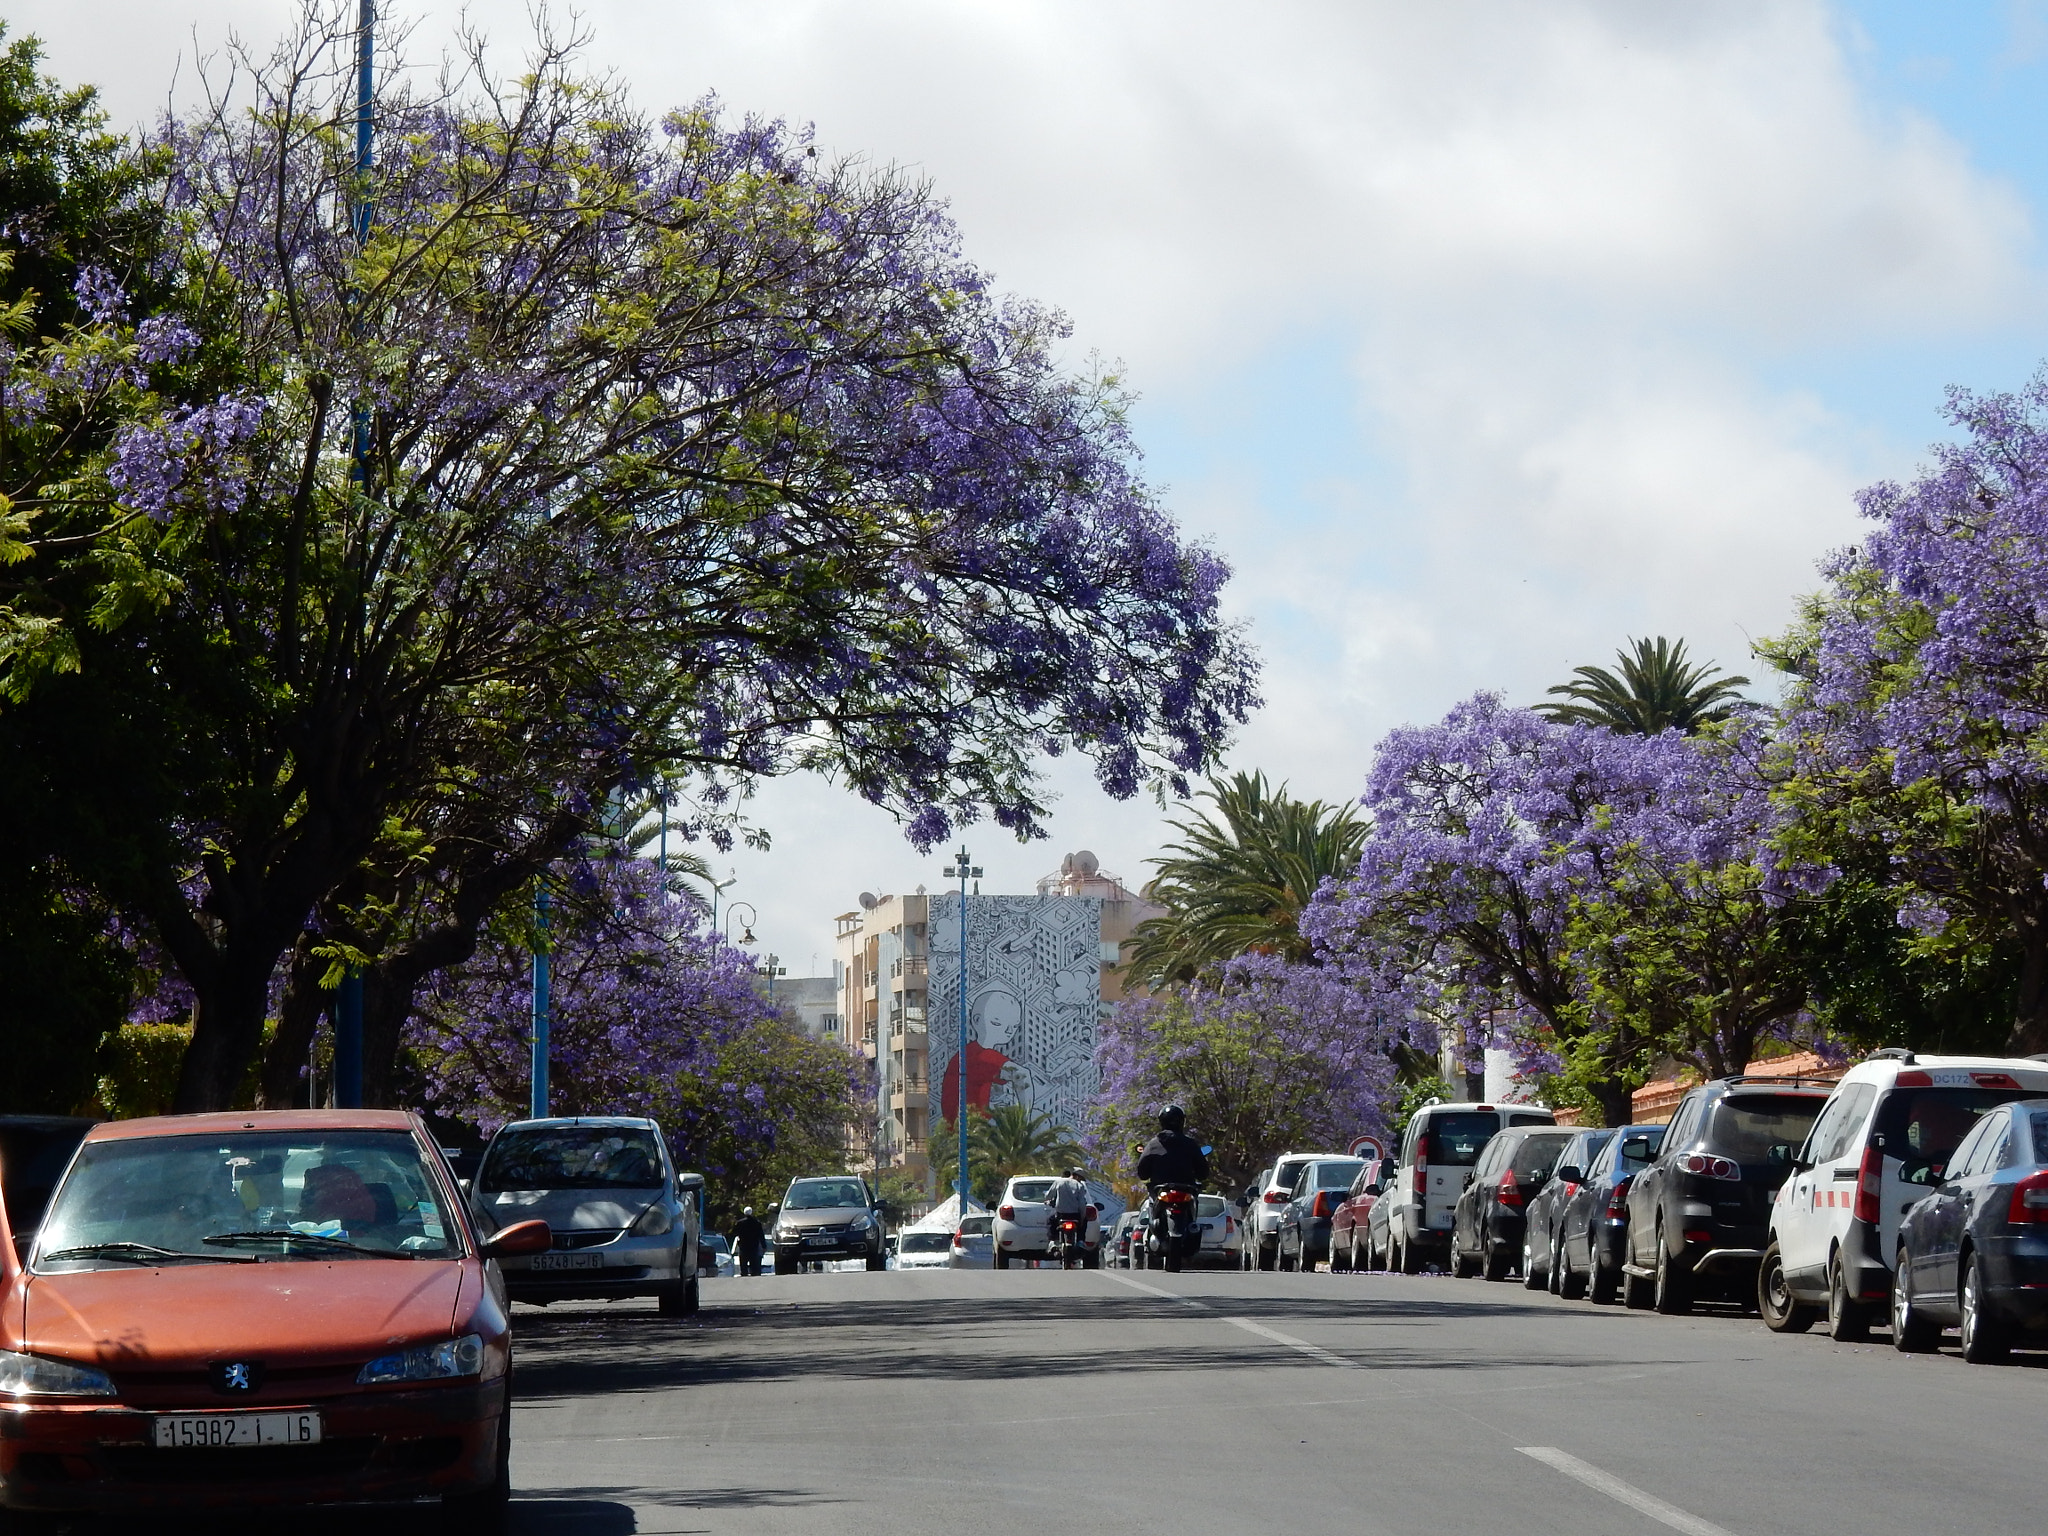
[472,1116,702,1314]
[948,1212,996,1268]
[772,1175,888,1272]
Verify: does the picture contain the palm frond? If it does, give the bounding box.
[1537,635,1750,735]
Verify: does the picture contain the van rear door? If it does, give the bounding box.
[1424,1111,1502,1232]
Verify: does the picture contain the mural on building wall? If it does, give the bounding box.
[928,894,1102,1138]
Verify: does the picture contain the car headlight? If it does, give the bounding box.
[0,1348,114,1398]
[849,1213,872,1231]
[631,1202,674,1237]
[776,1225,799,1241]
[357,1333,484,1386]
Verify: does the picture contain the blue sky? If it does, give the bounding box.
[18,1,2048,969]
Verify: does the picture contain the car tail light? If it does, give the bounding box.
[1085,1205,1097,1218]
[953,1231,966,1246]
[1311,1191,1341,1218]
[1683,1229,1713,1244]
[1854,1142,1883,1225]
[2010,1170,2048,1224]
[998,1205,1015,1221]
[1894,1070,1932,1088]
[1263,1188,1290,1205]
[1607,1175,1633,1218]
[1496,1171,1523,1208]
[1412,1162,1427,1197]
[1680,1153,1740,1182]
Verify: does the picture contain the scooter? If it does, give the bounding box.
[1145,1184,1200,1273]
[1054,1213,1086,1269]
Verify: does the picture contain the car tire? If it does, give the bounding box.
[1827,1252,1870,1342]
[1483,1227,1511,1283]
[1257,1239,1277,1272]
[657,1277,699,1316]
[1331,1234,1350,1273]
[1083,1247,1102,1269]
[1621,1256,1653,1310]
[1653,1226,1692,1315]
[1758,1242,1816,1334]
[865,1253,886,1272]
[1891,1248,1939,1353]
[441,1398,511,1536]
[1524,1231,1546,1291]
[1960,1250,2009,1364]
[1397,1233,1420,1275]
[1559,1234,1588,1301]
[1278,1239,1296,1272]
[994,1248,1010,1270]
[773,1251,795,1276]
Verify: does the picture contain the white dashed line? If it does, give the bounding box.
[1099,1272,1209,1307]
[1518,1447,1739,1536]
[1223,1316,1356,1369]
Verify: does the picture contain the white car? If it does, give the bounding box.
[1243,1152,1345,1270]
[1381,1102,1556,1274]
[949,1213,996,1267]
[1195,1193,1240,1266]
[894,1229,955,1269]
[1760,1050,2048,1339]
[992,1176,1103,1268]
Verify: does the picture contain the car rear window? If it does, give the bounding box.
[1198,1195,1227,1217]
[958,1215,991,1235]
[1010,1179,1055,1202]
[1509,1132,1574,1179]
[1425,1113,1501,1166]
[480,1126,664,1191]
[1273,1160,1314,1193]
[1704,1095,1825,1162]
[1878,1087,2037,1177]
[2029,1111,2048,1164]
[900,1231,950,1253]
[1312,1160,1366,1189]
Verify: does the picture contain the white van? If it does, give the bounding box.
[1760,1050,2048,1340]
[1384,1101,1556,1273]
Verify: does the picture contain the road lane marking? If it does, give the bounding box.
[1517,1448,1738,1536]
[1224,1317,1356,1369]
[1100,1272,1209,1307]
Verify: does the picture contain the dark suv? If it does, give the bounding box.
[1622,1077,1829,1313]
[1449,1125,1575,1281]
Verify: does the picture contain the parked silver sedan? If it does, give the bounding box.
[471,1115,702,1314]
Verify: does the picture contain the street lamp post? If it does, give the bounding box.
[760,952,787,999]
[530,886,550,1120]
[939,847,981,1215]
[725,901,758,950]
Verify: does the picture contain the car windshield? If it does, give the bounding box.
[1510,1132,1574,1179]
[901,1232,951,1253]
[1312,1160,1366,1189]
[1879,1087,2036,1177]
[480,1126,663,1191]
[38,1130,458,1268]
[1705,1096,1825,1162]
[1425,1113,1501,1167]
[1198,1195,1227,1217]
[785,1178,869,1210]
[1010,1179,1056,1202]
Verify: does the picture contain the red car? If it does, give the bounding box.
[1329,1158,1393,1272]
[0,1109,549,1529]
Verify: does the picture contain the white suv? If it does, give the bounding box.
[1384,1101,1556,1274]
[1760,1050,2048,1340]
[992,1175,1103,1268]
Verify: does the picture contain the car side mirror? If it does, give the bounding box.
[481,1218,551,1259]
[1556,1164,1583,1185]
[458,1178,472,1197]
[1621,1137,1651,1161]
[1363,1183,1382,1198]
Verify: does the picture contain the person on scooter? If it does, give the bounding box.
[1046,1166,1091,1254]
[1137,1105,1209,1267]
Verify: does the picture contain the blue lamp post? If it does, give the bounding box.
[530,886,550,1120]
[939,847,981,1213]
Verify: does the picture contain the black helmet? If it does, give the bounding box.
[1158,1104,1186,1132]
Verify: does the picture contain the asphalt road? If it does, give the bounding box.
[493,1263,2048,1536]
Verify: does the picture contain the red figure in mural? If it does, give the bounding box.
[940,988,1023,1121]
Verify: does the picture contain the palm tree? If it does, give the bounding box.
[1537,636,1750,735]
[1125,770,1368,988]
[929,1107,1084,1204]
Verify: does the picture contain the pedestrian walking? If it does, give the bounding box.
[733,1205,766,1276]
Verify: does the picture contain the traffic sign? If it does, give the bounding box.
[1347,1133,1385,1161]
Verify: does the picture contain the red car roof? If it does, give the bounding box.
[85,1108,426,1141]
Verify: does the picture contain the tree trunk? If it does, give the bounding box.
[2008,921,2048,1056]
[259,934,330,1109]
[172,946,280,1112]
[1589,1077,1636,1129]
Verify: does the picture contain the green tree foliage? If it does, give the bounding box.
[1538,636,1750,734]
[1125,770,1367,987]
[927,1105,1084,1206]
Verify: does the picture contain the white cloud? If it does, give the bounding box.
[14,0,2042,964]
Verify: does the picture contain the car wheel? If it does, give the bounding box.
[994,1247,1011,1270]
[441,1398,511,1536]
[1589,1240,1619,1305]
[1559,1233,1589,1301]
[1891,1248,1939,1353]
[1257,1238,1277,1272]
[1083,1247,1102,1269]
[657,1277,699,1316]
[1278,1238,1296,1272]
[1523,1231,1545,1291]
[772,1251,795,1276]
[1331,1233,1349,1273]
[1483,1226,1511,1283]
[1398,1232,1421,1275]
[1960,1250,2010,1364]
[865,1252,886,1272]
[1827,1252,1870,1342]
[1757,1241,1816,1333]
[1653,1226,1692,1315]
[1621,1251,1653,1310]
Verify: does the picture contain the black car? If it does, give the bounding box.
[1519,1127,1614,1291]
[1622,1078,1828,1313]
[1554,1121,1664,1302]
[1893,1096,2048,1362]
[0,1115,95,1250]
[1276,1157,1366,1272]
[1449,1126,1575,1281]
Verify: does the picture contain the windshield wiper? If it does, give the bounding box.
[202,1230,410,1259]
[41,1241,251,1266]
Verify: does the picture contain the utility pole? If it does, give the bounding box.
[530,887,550,1119]
[334,0,376,1108]
[940,847,981,1214]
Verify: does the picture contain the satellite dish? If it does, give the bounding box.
[1072,850,1100,877]
[858,892,879,911]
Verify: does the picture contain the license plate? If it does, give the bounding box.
[804,1234,837,1247]
[530,1250,604,1270]
[153,1412,321,1449]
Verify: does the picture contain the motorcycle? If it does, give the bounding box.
[1145,1183,1201,1273]
[1053,1213,1086,1269]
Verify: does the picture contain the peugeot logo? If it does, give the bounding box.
[210,1360,263,1394]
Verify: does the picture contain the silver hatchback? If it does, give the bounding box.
[472,1115,702,1314]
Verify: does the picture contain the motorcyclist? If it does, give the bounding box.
[1045,1166,1091,1251]
[1136,1106,1209,1265]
